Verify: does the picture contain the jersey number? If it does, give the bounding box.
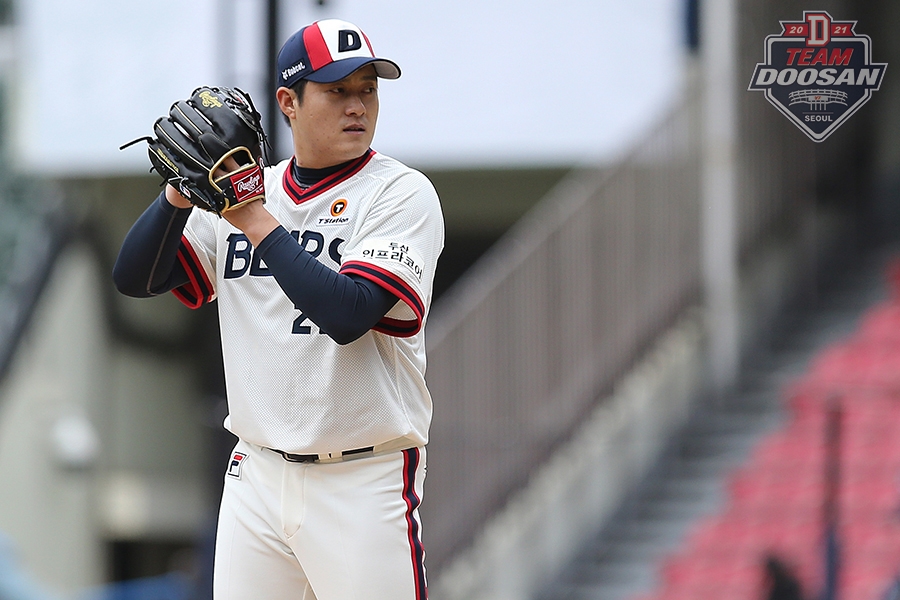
[291,307,329,335]
[292,311,311,334]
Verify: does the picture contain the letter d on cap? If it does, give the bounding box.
[338,30,362,52]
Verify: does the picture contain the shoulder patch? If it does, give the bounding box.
[361,240,425,282]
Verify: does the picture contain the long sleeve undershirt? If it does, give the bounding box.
[113,192,399,345]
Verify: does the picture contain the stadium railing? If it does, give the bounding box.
[421,42,843,574]
[0,163,69,386]
[422,89,705,570]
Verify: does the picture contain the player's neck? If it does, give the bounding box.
[291,158,353,188]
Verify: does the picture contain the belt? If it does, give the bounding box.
[268,445,375,464]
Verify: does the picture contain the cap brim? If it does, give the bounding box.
[305,57,401,83]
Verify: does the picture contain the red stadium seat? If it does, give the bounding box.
[627,261,900,600]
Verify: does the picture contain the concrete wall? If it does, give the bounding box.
[0,246,108,594]
[0,242,212,597]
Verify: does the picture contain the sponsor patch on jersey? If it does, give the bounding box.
[331,199,348,216]
[748,11,886,142]
[318,198,351,225]
[226,452,247,479]
[361,240,425,282]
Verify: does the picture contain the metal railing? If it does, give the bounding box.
[0,177,68,384]
[0,80,68,385]
[422,91,704,570]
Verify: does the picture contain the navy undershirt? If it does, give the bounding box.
[113,163,400,345]
[292,158,349,187]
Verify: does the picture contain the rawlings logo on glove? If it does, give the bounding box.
[121,86,270,215]
[230,167,265,203]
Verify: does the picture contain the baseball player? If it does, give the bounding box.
[113,18,443,600]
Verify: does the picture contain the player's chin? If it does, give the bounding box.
[337,132,375,156]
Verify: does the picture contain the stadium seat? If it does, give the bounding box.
[629,260,900,600]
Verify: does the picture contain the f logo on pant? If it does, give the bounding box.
[227,452,247,479]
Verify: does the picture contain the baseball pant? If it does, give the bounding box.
[213,440,427,600]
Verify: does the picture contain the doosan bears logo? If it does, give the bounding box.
[749,11,886,142]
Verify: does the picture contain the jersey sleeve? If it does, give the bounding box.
[172,209,219,308]
[339,170,444,337]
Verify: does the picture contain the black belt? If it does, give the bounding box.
[269,445,375,463]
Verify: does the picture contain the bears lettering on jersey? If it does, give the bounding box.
[224,230,345,280]
[176,153,443,455]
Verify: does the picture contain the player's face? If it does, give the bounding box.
[289,65,380,168]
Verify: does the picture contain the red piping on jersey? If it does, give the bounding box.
[373,317,419,337]
[340,260,424,337]
[402,448,428,600]
[282,150,375,205]
[172,235,214,309]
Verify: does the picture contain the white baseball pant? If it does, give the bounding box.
[213,440,427,600]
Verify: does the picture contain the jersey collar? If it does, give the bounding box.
[282,149,375,204]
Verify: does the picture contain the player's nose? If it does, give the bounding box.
[345,94,366,116]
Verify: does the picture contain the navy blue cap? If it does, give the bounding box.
[277,19,401,89]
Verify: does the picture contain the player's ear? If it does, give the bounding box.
[276,87,297,119]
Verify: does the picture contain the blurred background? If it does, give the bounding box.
[0,0,898,599]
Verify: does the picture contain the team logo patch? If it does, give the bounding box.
[226,452,247,479]
[748,11,886,142]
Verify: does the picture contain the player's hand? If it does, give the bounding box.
[222,196,280,246]
[213,155,268,209]
[215,156,242,180]
[217,155,277,243]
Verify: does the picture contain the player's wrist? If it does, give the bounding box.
[223,200,280,246]
[165,184,194,209]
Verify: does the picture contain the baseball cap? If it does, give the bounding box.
[276,19,401,89]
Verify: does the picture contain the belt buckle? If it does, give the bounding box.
[275,449,318,463]
[270,446,375,463]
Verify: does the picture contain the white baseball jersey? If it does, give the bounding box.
[173,150,444,455]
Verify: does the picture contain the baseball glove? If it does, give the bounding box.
[122,86,269,215]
